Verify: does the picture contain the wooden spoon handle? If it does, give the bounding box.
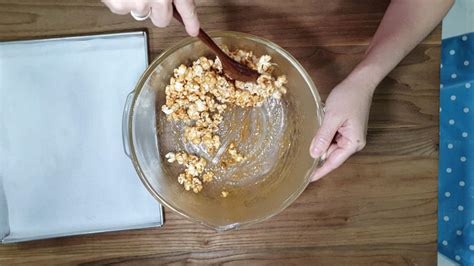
[172,4,230,61]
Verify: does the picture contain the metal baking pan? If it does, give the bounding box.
[0,31,163,243]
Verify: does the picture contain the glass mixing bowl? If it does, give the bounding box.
[123,31,324,231]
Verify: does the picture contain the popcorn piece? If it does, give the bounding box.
[161,105,174,115]
[177,173,186,184]
[174,64,187,82]
[257,55,272,74]
[213,57,223,72]
[174,81,184,92]
[193,64,204,77]
[275,75,287,88]
[221,191,229,198]
[186,164,199,177]
[198,157,207,170]
[227,142,246,163]
[195,99,206,112]
[175,152,187,165]
[192,178,203,193]
[165,152,176,163]
[212,135,221,150]
[184,126,203,145]
[183,180,192,191]
[202,171,214,183]
[200,57,213,70]
[187,103,200,120]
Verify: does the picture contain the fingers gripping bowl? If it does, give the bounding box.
[123,31,324,231]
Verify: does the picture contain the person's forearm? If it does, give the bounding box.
[346,0,454,91]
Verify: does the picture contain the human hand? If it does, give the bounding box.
[102,0,200,36]
[309,76,374,182]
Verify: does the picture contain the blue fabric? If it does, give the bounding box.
[439,32,474,265]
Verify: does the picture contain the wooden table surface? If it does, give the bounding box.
[0,0,440,264]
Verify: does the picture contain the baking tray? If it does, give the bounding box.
[0,31,163,243]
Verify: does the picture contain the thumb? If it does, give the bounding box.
[310,115,341,159]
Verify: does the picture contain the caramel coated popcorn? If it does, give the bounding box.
[162,49,288,194]
[166,152,214,193]
[227,142,245,163]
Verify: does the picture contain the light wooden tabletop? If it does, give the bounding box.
[0,0,439,264]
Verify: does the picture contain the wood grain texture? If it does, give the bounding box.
[0,0,439,265]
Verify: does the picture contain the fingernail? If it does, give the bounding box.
[310,149,320,159]
[310,139,321,158]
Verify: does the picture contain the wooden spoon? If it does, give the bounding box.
[172,5,260,82]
